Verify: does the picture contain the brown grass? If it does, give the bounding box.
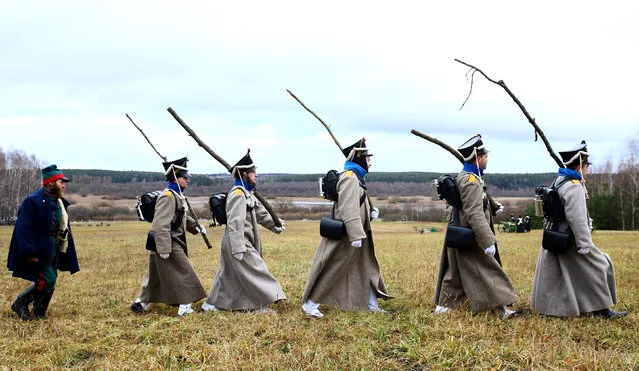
[1,221,638,369]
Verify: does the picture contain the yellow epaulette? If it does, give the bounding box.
[571,179,581,185]
[345,170,354,177]
[164,190,173,197]
[234,189,243,195]
[468,174,476,183]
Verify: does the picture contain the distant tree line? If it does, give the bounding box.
[61,169,556,196]
[2,139,637,230]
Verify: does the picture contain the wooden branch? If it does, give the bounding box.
[126,114,167,161]
[286,89,343,151]
[167,108,232,170]
[286,90,380,210]
[454,58,564,168]
[458,69,476,111]
[410,129,502,217]
[410,129,464,164]
[166,107,283,228]
[125,112,212,249]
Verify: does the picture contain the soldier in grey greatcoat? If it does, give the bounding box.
[434,135,519,318]
[302,138,390,318]
[202,150,286,313]
[531,141,627,319]
[130,157,207,316]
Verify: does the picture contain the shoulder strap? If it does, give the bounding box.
[552,177,574,190]
[230,185,253,211]
[230,185,248,196]
[167,189,181,229]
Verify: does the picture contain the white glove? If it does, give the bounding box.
[485,245,496,256]
[233,252,244,261]
[577,247,590,255]
[159,253,170,259]
[370,207,379,220]
[274,226,286,234]
[197,224,207,235]
[495,202,504,215]
[351,240,362,248]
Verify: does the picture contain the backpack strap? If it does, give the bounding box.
[351,172,367,206]
[230,185,253,211]
[167,189,182,230]
[552,177,575,191]
[359,192,367,207]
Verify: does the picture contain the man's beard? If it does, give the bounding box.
[49,183,64,197]
[243,177,257,187]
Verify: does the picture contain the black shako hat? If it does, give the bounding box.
[559,140,590,167]
[342,137,373,171]
[162,156,190,181]
[458,134,488,162]
[231,149,256,177]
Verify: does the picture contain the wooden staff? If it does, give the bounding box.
[410,129,501,214]
[454,58,564,168]
[410,129,464,163]
[166,107,283,228]
[286,89,375,209]
[125,113,213,249]
[286,89,343,151]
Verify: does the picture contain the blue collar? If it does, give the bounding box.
[234,178,253,192]
[558,168,582,181]
[167,182,182,193]
[344,161,367,178]
[463,163,484,177]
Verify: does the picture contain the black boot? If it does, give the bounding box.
[11,285,38,321]
[33,289,54,319]
[591,308,628,319]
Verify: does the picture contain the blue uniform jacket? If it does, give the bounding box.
[7,188,80,282]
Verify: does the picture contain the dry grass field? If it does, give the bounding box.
[1,221,638,369]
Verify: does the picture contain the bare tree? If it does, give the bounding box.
[0,148,43,224]
[617,139,639,230]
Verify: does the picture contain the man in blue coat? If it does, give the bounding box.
[7,164,80,320]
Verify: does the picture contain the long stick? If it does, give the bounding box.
[410,129,464,164]
[166,107,283,228]
[126,114,167,162]
[454,59,564,168]
[286,89,343,151]
[411,129,501,216]
[125,113,213,249]
[286,90,376,210]
[166,108,232,170]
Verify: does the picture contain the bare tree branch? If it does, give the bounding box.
[458,69,476,111]
[286,90,380,209]
[126,112,212,248]
[125,114,167,162]
[166,108,232,170]
[454,58,564,168]
[166,107,283,228]
[410,129,464,164]
[286,89,343,151]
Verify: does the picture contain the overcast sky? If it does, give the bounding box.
[1,1,638,175]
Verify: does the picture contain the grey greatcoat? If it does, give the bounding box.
[137,189,207,305]
[302,170,390,311]
[531,176,617,316]
[205,186,286,310]
[434,170,518,312]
